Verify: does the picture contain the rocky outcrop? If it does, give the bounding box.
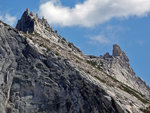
[16,9,83,55]
[113,44,122,56]
[16,8,35,33]
[113,44,129,62]
[16,9,60,44]
[16,8,51,34]
[104,52,112,59]
[88,44,150,99]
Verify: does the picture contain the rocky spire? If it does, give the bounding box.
[16,8,36,33]
[112,44,122,57]
[112,44,129,62]
[16,8,51,34]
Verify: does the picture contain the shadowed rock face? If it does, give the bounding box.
[16,9,35,33]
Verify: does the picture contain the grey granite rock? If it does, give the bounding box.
[0,20,122,113]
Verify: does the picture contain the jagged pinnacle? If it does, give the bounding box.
[112,44,129,62]
[16,9,35,33]
[16,9,52,34]
[112,44,122,57]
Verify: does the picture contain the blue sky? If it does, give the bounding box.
[0,0,150,85]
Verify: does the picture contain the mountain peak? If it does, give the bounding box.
[16,8,52,34]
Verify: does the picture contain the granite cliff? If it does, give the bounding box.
[0,9,149,113]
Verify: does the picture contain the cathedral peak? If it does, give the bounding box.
[16,8,52,34]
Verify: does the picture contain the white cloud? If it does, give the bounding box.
[4,14,16,26]
[89,35,110,44]
[0,13,16,26]
[88,25,125,44]
[0,15,2,20]
[39,0,150,27]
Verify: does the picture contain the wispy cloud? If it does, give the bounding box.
[89,35,110,44]
[39,0,150,27]
[4,14,16,26]
[88,25,125,45]
[137,40,144,46]
[0,13,16,26]
[0,15,2,20]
